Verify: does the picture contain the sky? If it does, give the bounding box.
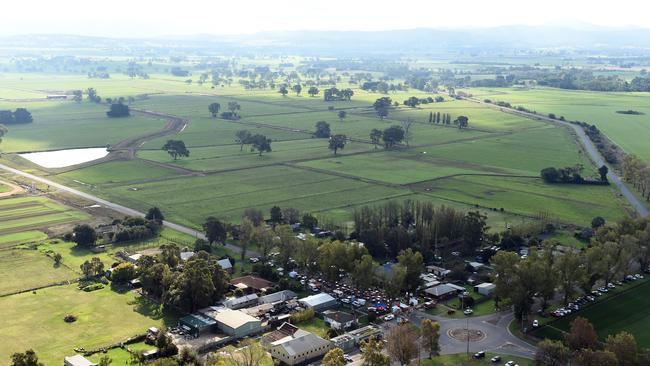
[2,0,650,37]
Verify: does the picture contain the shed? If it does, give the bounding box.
[299,293,337,312]
[330,334,355,350]
[64,355,97,366]
[424,284,462,300]
[218,258,233,272]
[179,313,217,336]
[474,282,496,296]
[180,251,195,261]
[223,294,259,309]
[231,275,273,292]
[259,290,297,304]
[211,309,262,338]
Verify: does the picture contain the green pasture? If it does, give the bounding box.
[0,101,167,152]
[415,175,628,225]
[535,279,650,345]
[56,159,181,185]
[471,87,650,162]
[0,196,89,235]
[0,230,48,248]
[0,285,167,365]
[0,248,77,295]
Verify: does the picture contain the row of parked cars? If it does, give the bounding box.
[552,273,645,318]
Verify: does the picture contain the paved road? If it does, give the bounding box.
[409,310,537,360]
[0,163,257,257]
[466,97,649,217]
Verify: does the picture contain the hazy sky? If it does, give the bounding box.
[2,0,649,37]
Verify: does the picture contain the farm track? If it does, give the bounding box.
[463,97,649,217]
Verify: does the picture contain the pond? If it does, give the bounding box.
[19,147,110,168]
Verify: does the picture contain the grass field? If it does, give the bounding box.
[0,248,77,295]
[0,230,48,248]
[534,279,650,345]
[470,87,650,163]
[0,196,89,236]
[0,285,167,365]
[0,101,167,153]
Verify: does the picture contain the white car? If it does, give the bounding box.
[505,361,515,366]
[463,308,474,316]
[532,320,539,328]
[384,314,395,321]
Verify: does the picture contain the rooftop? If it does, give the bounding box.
[231,275,273,291]
[64,355,97,366]
[271,331,330,356]
[299,293,336,307]
[212,309,260,329]
[322,310,355,323]
[259,290,297,304]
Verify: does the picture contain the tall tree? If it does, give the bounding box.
[386,324,419,366]
[599,165,609,181]
[534,339,571,366]
[369,129,383,149]
[454,115,469,129]
[338,110,347,121]
[235,130,252,151]
[322,348,345,366]
[308,86,319,97]
[554,250,586,305]
[420,319,441,358]
[10,350,44,366]
[382,125,405,148]
[328,134,347,155]
[605,332,639,366]
[249,134,272,156]
[279,86,288,97]
[397,248,424,292]
[73,224,97,247]
[565,317,599,352]
[228,101,241,116]
[360,338,391,366]
[351,255,377,289]
[224,340,267,366]
[315,121,331,138]
[292,84,302,96]
[145,207,165,222]
[203,216,227,245]
[161,140,190,160]
[209,102,221,118]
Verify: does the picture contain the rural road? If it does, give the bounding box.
[0,163,256,257]
[466,97,649,217]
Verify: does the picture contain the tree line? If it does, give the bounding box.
[623,155,650,202]
[0,108,33,124]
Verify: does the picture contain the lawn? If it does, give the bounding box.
[0,285,169,365]
[0,230,48,248]
[56,159,182,186]
[534,279,650,345]
[0,248,77,295]
[295,317,329,338]
[421,353,532,366]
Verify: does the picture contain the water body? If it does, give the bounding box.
[19,147,109,168]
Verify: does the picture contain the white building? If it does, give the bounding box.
[268,329,332,365]
[475,282,496,296]
[299,293,337,312]
[64,355,97,366]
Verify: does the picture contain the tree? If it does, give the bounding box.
[13,108,33,123]
[72,90,83,102]
[145,207,165,222]
[338,110,347,121]
[228,102,241,117]
[315,121,331,138]
[98,356,112,366]
[249,134,272,156]
[308,86,319,97]
[235,130,252,151]
[203,216,227,245]
[599,165,609,181]
[292,84,302,96]
[566,317,599,352]
[302,213,318,230]
[224,340,267,366]
[140,263,172,298]
[369,129,383,149]
[397,248,423,292]
[605,332,638,366]
[81,257,104,277]
[420,319,441,358]
[360,338,390,366]
[164,254,229,312]
[279,86,289,97]
[281,207,300,224]
[53,252,62,265]
[591,216,606,228]
[574,350,618,366]
[329,134,347,155]
[554,250,586,304]
[382,125,405,148]
[73,224,97,247]
[112,262,137,283]
[401,119,414,147]
[454,115,469,129]
[351,255,376,289]
[386,324,419,366]
[10,350,44,366]
[270,206,283,225]
[322,348,345,366]
[244,208,264,226]
[106,103,130,118]
[541,167,560,183]
[86,87,99,102]
[209,102,221,117]
[0,124,7,146]
[534,339,570,366]
[161,140,190,160]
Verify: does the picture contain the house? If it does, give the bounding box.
[211,309,263,337]
[223,294,259,310]
[426,265,451,278]
[261,322,300,347]
[180,251,195,261]
[299,293,337,312]
[322,310,356,330]
[231,275,273,293]
[64,355,97,366]
[268,329,332,365]
[474,282,496,296]
[424,284,462,300]
[259,290,297,305]
[467,262,484,272]
[218,258,233,273]
[126,253,143,263]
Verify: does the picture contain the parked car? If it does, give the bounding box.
[344,355,353,363]
[505,361,515,366]
[490,355,501,363]
[533,320,539,328]
[474,351,486,359]
[463,308,474,316]
[383,314,395,321]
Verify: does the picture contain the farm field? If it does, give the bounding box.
[0,196,89,236]
[470,87,650,163]
[0,101,168,153]
[535,279,650,345]
[0,284,167,365]
[412,175,627,225]
[0,248,77,295]
[0,230,48,248]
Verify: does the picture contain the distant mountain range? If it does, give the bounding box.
[2,25,650,56]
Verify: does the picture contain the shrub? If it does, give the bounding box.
[290,308,315,323]
[82,283,105,292]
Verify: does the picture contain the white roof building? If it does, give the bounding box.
[269,329,332,365]
[299,293,337,311]
[217,258,233,271]
[64,355,97,366]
